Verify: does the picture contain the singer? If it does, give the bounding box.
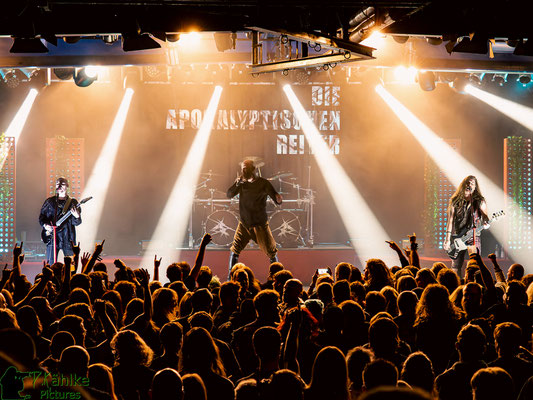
[226,159,283,276]
[443,175,489,278]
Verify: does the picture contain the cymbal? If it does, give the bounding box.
[242,156,265,168]
[269,172,293,180]
[200,171,223,177]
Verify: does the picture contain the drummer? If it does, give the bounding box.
[227,159,283,277]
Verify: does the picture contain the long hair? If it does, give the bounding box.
[448,175,485,212]
[180,327,226,377]
[307,346,349,400]
[415,284,461,325]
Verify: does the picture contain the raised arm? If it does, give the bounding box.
[153,255,161,282]
[82,240,105,274]
[227,179,242,198]
[469,250,495,291]
[386,240,409,268]
[14,266,53,309]
[487,253,506,283]
[185,233,212,289]
[94,299,117,340]
[56,256,72,303]
[71,241,81,274]
[408,233,420,269]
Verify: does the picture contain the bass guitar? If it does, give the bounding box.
[41,196,92,244]
[446,210,505,259]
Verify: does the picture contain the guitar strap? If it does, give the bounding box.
[61,196,73,216]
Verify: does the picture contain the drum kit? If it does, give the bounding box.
[188,160,315,248]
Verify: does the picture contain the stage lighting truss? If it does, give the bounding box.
[0,136,16,256]
[246,28,374,75]
[504,136,532,251]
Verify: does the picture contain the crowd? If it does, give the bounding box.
[0,233,532,400]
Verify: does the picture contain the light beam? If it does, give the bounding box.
[77,88,134,250]
[375,84,532,269]
[140,86,223,274]
[465,84,533,131]
[283,84,395,267]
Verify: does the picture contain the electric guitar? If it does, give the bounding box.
[41,196,92,244]
[446,210,505,259]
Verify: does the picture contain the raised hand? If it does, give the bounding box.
[81,252,91,267]
[13,242,23,259]
[201,233,212,247]
[386,240,401,252]
[42,266,53,281]
[487,253,497,261]
[114,259,127,270]
[70,241,81,257]
[138,268,150,287]
[1,264,11,281]
[95,240,105,253]
[154,255,162,269]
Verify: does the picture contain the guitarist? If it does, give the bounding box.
[443,175,489,278]
[39,177,82,265]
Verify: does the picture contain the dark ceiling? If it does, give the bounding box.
[3,1,531,40]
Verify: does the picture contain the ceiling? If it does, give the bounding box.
[1,1,533,73]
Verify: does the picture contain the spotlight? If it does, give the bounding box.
[166,33,180,43]
[102,35,119,45]
[417,70,436,91]
[122,33,161,52]
[53,67,75,80]
[63,36,81,44]
[213,32,236,52]
[492,74,507,86]
[2,70,20,89]
[394,66,417,84]
[451,75,470,93]
[73,68,98,87]
[10,37,48,53]
[468,73,483,85]
[84,66,100,79]
[518,74,531,85]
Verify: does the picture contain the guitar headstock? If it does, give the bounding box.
[80,196,93,204]
[491,210,505,220]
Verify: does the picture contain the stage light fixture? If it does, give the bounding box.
[283,84,395,267]
[1,70,20,89]
[518,74,531,85]
[122,33,161,52]
[214,32,236,52]
[376,84,531,271]
[10,37,48,53]
[417,70,436,91]
[493,74,507,86]
[102,35,119,45]
[394,66,417,84]
[53,67,75,80]
[73,68,98,87]
[468,73,484,86]
[77,88,134,250]
[141,86,223,274]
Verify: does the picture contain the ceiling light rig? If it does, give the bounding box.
[246,27,374,75]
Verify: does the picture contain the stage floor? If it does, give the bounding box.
[18,246,516,285]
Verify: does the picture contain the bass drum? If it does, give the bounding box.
[204,210,239,246]
[269,210,301,247]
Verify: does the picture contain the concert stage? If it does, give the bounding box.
[19,246,517,285]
